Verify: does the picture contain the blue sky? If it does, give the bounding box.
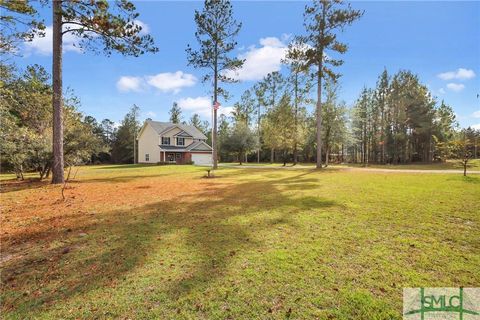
[15,1,480,128]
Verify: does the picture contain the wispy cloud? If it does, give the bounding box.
[224,34,290,81]
[472,110,480,118]
[446,83,465,92]
[438,68,476,81]
[472,123,480,130]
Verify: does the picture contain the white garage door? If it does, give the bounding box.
[191,153,212,166]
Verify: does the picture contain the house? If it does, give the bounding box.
[137,120,212,165]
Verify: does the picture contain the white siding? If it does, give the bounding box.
[160,126,194,146]
[138,123,160,163]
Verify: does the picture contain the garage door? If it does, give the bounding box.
[191,153,212,166]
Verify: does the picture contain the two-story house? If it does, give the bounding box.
[137,120,212,165]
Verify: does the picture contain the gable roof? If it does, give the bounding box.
[145,120,207,140]
[173,130,193,138]
[186,140,213,152]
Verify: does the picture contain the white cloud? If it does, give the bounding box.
[24,25,83,55]
[446,83,465,92]
[117,71,197,94]
[146,71,197,94]
[438,68,476,81]
[224,35,290,81]
[438,88,446,95]
[177,96,212,117]
[218,106,234,117]
[177,96,233,118]
[472,110,480,118]
[472,123,480,130]
[116,76,144,92]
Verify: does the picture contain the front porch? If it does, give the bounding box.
[159,151,191,164]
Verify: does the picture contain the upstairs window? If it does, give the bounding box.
[145,154,150,161]
[161,137,170,145]
[177,137,185,146]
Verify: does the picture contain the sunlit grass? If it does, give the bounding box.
[1,164,479,319]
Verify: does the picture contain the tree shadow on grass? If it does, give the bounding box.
[1,171,338,317]
[0,178,49,194]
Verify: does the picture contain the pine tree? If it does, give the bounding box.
[0,0,45,54]
[169,102,182,124]
[50,0,157,183]
[300,0,363,168]
[186,0,244,169]
[284,41,312,164]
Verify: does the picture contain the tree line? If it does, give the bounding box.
[216,67,479,167]
[1,0,478,181]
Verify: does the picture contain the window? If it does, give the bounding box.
[177,137,185,146]
[161,137,170,145]
[176,153,181,159]
[145,154,149,161]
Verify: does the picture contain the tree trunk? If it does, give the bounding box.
[325,147,330,167]
[293,72,298,165]
[316,65,323,169]
[212,43,218,169]
[257,102,261,163]
[270,148,274,163]
[52,0,64,184]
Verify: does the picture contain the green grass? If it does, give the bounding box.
[221,159,480,171]
[1,165,479,319]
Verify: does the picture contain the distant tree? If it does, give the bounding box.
[322,80,347,166]
[101,119,116,146]
[111,105,140,164]
[217,114,230,161]
[186,0,244,169]
[436,130,474,176]
[50,0,158,183]
[169,102,182,124]
[223,122,258,165]
[262,94,296,166]
[284,41,312,164]
[0,65,101,178]
[189,113,210,135]
[232,89,255,127]
[257,71,285,162]
[374,69,389,163]
[300,0,363,168]
[0,0,45,54]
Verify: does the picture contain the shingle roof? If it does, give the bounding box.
[159,141,212,152]
[186,140,213,152]
[146,120,207,140]
[173,130,193,138]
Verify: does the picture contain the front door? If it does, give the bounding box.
[167,153,175,163]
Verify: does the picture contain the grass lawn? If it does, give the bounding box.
[221,159,480,171]
[1,165,479,319]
